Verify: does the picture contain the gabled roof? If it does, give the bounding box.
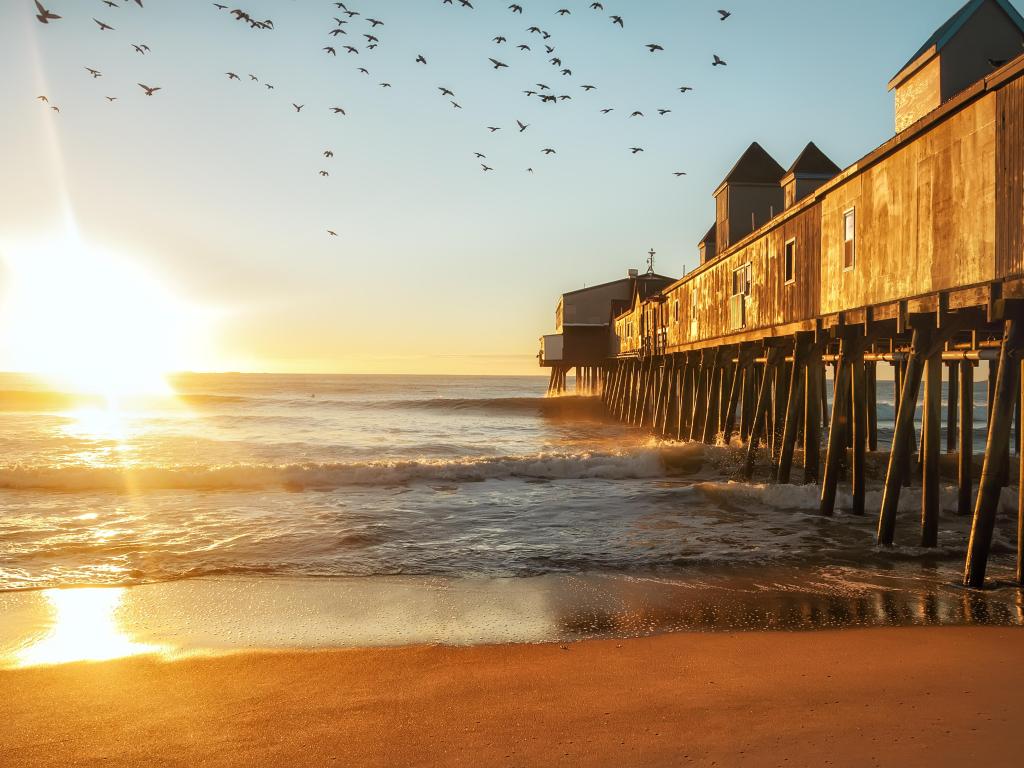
[785,142,841,177]
[890,0,1024,87]
[715,142,786,194]
[699,222,717,245]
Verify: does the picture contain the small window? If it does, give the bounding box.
[784,239,796,284]
[843,208,856,270]
[674,299,680,322]
[733,263,752,296]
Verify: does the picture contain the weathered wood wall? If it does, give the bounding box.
[996,76,1024,279]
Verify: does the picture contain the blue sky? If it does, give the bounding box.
[0,0,989,374]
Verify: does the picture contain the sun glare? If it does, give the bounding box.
[1,235,204,398]
[15,588,164,667]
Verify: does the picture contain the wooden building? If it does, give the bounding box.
[539,0,1024,589]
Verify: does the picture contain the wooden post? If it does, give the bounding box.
[878,327,929,546]
[703,349,723,444]
[658,356,675,435]
[650,359,666,430]
[866,360,878,452]
[921,349,942,547]
[675,356,689,440]
[958,361,974,516]
[723,347,751,445]
[740,362,756,443]
[742,347,782,480]
[776,335,809,484]
[1019,359,1024,585]
[965,317,1024,588]
[820,364,829,432]
[821,334,853,516]
[690,351,710,441]
[946,361,959,454]
[850,335,868,516]
[804,344,823,483]
[772,358,789,459]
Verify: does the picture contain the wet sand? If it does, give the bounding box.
[3,627,1022,767]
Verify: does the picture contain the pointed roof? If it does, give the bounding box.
[716,142,786,191]
[699,222,717,244]
[785,142,841,177]
[890,0,1024,87]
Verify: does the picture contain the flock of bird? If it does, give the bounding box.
[31,0,737,237]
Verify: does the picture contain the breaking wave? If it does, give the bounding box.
[0,448,670,492]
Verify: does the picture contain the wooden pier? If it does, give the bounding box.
[539,1,1024,589]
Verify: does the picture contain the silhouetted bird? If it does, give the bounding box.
[517,120,529,131]
[86,68,102,78]
[718,9,731,20]
[679,86,693,93]
[35,1,61,23]
[630,147,644,154]
[610,15,623,27]
[646,43,663,53]
[294,103,305,112]
[416,54,427,64]
[489,58,508,69]
[324,150,334,158]
[541,148,555,154]
[713,54,727,66]
[138,83,161,95]
[93,18,114,31]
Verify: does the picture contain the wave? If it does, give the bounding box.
[375,395,608,415]
[0,448,670,492]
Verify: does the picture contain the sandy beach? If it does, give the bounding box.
[3,626,1022,767]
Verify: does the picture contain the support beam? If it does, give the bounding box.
[921,349,942,547]
[866,361,878,452]
[742,347,783,480]
[703,348,724,444]
[958,361,974,517]
[878,327,928,545]
[850,337,868,516]
[804,345,823,484]
[821,334,854,517]
[690,351,710,442]
[776,335,809,485]
[946,361,959,454]
[964,317,1024,588]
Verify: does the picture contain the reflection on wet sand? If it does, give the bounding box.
[14,588,165,667]
[1,569,1021,669]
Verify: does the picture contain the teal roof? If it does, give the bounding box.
[893,0,1024,80]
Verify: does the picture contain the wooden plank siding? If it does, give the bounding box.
[996,76,1024,279]
[820,93,997,315]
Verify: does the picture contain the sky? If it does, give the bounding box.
[0,0,988,377]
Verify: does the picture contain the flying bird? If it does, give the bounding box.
[226,72,240,79]
[319,171,329,177]
[580,84,596,91]
[324,150,334,158]
[330,106,345,114]
[35,1,60,23]
[679,86,693,93]
[658,109,671,115]
[36,95,48,102]
[416,54,427,64]
[718,9,731,20]
[713,54,727,66]
[106,96,118,102]
[541,148,556,154]
[630,111,644,117]
[674,172,687,176]
[646,43,664,53]
[509,4,522,12]
[138,83,161,95]
[481,164,493,172]
[324,46,336,55]
[610,15,623,27]
[489,58,508,69]
[85,68,102,78]
[93,18,114,31]
[327,230,338,236]
[294,103,305,112]
[487,126,501,132]
[630,147,644,154]
[439,87,455,96]
[516,120,529,132]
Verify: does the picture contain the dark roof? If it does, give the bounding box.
[718,142,786,187]
[700,223,717,244]
[892,0,1024,82]
[786,142,842,177]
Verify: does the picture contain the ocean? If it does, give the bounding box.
[0,372,1021,653]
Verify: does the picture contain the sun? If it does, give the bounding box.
[1,234,203,397]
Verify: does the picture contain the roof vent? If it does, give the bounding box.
[627,268,639,278]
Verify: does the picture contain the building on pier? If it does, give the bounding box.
[536,0,1024,588]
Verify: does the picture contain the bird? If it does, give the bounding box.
[489,58,508,69]
[600,108,613,114]
[330,106,345,114]
[85,68,102,78]
[380,82,391,88]
[526,167,534,173]
[475,152,486,158]
[678,86,693,93]
[106,96,117,102]
[610,15,623,27]
[324,150,334,158]
[493,36,506,44]
[590,2,603,8]
[367,18,383,26]
[646,43,664,53]
[132,44,150,54]
[319,171,330,177]
[629,111,643,118]
[487,126,501,132]
[630,147,644,154]
[541,148,556,154]
[324,46,336,55]
[713,54,727,66]
[93,18,114,31]
[581,84,596,91]
[673,172,687,177]
[294,103,305,112]
[327,230,338,236]
[481,164,493,172]
[517,44,530,51]
[451,101,462,109]
[249,74,258,81]
[34,1,60,23]
[718,9,731,20]
[416,54,427,64]
[51,106,59,112]
[556,8,571,15]
[265,83,274,89]
[509,4,522,12]
[36,95,48,102]
[516,120,529,132]
[226,72,240,80]
[138,83,161,96]
[658,109,671,115]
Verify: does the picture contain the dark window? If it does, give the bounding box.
[784,239,796,284]
[843,209,856,270]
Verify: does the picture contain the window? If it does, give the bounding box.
[843,208,856,270]
[674,299,680,322]
[784,238,796,284]
[732,263,752,296]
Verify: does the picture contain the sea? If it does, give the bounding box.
[0,372,1022,662]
